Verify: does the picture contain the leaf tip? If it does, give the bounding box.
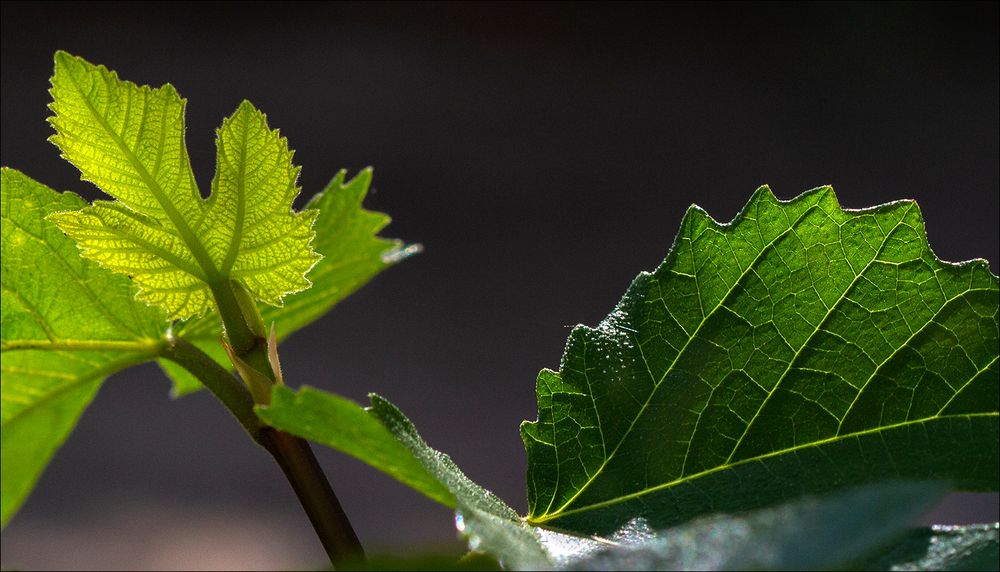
[348,167,374,189]
[52,49,76,69]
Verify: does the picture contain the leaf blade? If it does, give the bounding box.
[523,186,1000,534]
[46,53,326,320]
[0,168,165,526]
[257,386,550,570]
[47,51,216,318]
[205,100,320,305]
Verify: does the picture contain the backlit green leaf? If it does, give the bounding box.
[165,168,407,396]
[1,52,408,527]
[0,168,166,526]
[259,386,454,507]
[522,186,999,535]
[46,51,320,319]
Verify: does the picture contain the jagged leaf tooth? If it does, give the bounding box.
[524,185,999,535]
[45,52,320,320]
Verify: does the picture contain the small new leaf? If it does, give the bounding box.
[46,52,320,319]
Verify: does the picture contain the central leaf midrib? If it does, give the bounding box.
[544,193,824,518]
[220,111,250,275]
[528,410,998,524]
[1,349,160,429]
[66,68,219,282]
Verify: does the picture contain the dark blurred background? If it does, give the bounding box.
[2,1,997,569]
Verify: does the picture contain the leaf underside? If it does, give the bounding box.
[522,185,999,534]
[860,522,999,571]
[559,483,949,571]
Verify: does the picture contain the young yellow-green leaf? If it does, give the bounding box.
[202,100,320,306]
[46,51,319,319]
[164,169,407,397]
[0,168,167,526]
[522,186,999,535]
[2,53,410,529]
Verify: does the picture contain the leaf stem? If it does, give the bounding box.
[259,427,365,567]
[162,336,260,439]
[176,285,366,567]
[210,280,273,379]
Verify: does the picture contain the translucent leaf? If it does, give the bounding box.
[1,52,407,527]
[0,168,166,526]
[522,186,999,535]
[202,100,320,306]
[46,52,319,319]
[163,168,407,396]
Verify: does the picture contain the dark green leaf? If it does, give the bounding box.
[523,186,999,535]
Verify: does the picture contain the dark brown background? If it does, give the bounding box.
[2,2,997,569]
